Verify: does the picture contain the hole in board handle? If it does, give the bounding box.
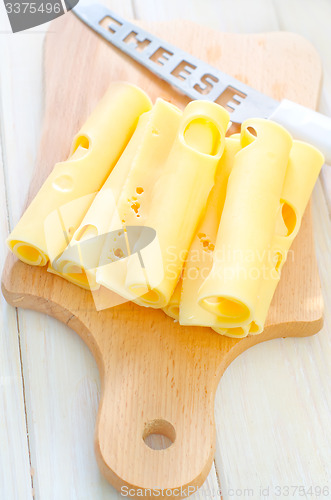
[143,419,176,450]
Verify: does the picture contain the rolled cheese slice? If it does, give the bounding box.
[198,119,292,328]
[247,139,324,335]
[162,279,182,320]
[7,82,152,268]
[178,135,241,326]
[213,325,250,338]
[128,101,230,309]
[52,109,156,290]
[95,98,183,298]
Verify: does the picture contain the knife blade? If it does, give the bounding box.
[72,2,331,163]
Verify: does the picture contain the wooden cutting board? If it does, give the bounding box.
[1,12,324,496]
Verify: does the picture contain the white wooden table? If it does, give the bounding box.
[0,1,330,499]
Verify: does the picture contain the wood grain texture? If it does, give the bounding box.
[0,9,326,497]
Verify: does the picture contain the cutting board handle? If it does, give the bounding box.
[89,309,219,495]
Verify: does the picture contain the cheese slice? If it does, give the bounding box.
[198,119,292,328]
[179,130,323,338]
[246,139,324,335]
[178,136,241,326]
[162,279,182,320]
[213,325,250,338]
[94,98,183,300]
[129,101,230,309]
[52,110,154,290]
[7,82,152,269]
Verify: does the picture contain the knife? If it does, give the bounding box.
[73,2,331,163]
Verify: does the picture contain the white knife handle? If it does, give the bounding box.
[270,99,330,164]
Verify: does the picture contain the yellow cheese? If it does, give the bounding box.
[178,136,241,326]
[179,130,323,338]
[10,73,322,338]
[52,110,155,290]
[162,279,182,320]
[95,98,183,300]
[246,139,324,335]
[47,258,92,291]
[198,119,292,328]
[129,101,230,309]
[7,82,152,269]
[213,325,250,338]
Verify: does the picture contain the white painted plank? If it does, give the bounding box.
[191,463,221,500]
[0,134,33,500]
[320,167,331,217]
[0,15,45,229]
[133,0,279,32]
[274,0,331,212]
[273,0,331,92]
[17,310,124,500]
[80,0,135,19]
[214,183,330,498]
[319,89,331,216]
[213,189,330,499]
[0,7,34,500]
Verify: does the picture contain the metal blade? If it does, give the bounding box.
[72,2,278,124]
